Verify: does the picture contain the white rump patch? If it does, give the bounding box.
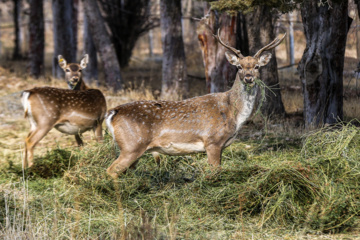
[105,110,116,140]
[21,92,37,131]
[21,91,30,112]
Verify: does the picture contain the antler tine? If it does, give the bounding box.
[214,29,244,58]
[253,33,286,58]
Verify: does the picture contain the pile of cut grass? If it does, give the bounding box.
[1,123,360,238]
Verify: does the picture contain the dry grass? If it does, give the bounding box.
[1,123,360,239]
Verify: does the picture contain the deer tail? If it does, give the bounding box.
[21,91,31,118]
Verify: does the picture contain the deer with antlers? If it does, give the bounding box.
[105,31,285,178]
[21,54,107,168]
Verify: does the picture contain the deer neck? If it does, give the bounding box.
[228,75,258,131]
[70,79,88,91]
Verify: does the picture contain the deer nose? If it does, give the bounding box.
[244,75,253,83]
[72,77,79,82]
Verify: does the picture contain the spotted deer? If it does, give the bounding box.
[105,31,285,178]
[21,54,107,168]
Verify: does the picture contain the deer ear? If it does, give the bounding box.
[58,55,67,69]
[258,53,272,66]
[80,54,89,69]
[225,51,239,66]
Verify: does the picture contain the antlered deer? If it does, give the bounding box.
[21,54,107,168]
[105,31,285,178]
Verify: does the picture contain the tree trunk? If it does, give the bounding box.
[245,6,285,118]
[52,0,76,79]
[98,0,159,68]
[84,0,123,91]
[288,12,295,65]
[236,12,249,57]
[72,0,79,56]
[160,0,188,100]
[197,9,237,93]
[182,0,205,78]
[13,0,22,60]
[354,0,360,61]
[148,30,154,58]
[298,1,350,127]
[83,9,98,85]
[28,0,44,78]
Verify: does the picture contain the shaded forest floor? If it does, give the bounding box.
[1,58,360,239]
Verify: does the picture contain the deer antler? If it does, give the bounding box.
[253,33,286,58]
[214,29,244,58]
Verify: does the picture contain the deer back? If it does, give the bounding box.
[106,92,245,153]
[23,87,106,133]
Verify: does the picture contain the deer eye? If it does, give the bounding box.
[66,69,70,72]
[237,65,243,70]
[254,65,260,70]
[78,69,82,72]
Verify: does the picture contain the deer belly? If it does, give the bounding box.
[152,142,206,155]
[55,122,90,135]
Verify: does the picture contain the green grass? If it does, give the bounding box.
[1,123,360,239]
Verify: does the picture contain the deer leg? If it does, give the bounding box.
[205,144,222,169]
[129,152,159,170]
[106,148,147,179]
[24,126,53,168]
[75,134,83,146]
[152,152,161,166]
[93,122,103,142]
[129,159,139,169]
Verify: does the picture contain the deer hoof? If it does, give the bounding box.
[106,168,119,179]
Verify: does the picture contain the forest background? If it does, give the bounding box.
[1,0,360,239]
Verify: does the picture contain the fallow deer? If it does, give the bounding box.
[105,31,285,178]
[21,54,107,168]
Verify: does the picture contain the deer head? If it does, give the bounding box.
[58,54,89,90]
[214,29,286,85]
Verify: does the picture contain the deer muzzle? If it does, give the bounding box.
[69,77,79,83]
[244,75,254,84]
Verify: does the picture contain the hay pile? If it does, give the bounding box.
[1,123,360,238]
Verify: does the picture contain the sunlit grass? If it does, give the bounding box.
[1,123,360,239]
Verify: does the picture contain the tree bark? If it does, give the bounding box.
[298,1,349,127]
[182,0,204,78]
[28,0,44,78]
[354,0,360,61]
[236,12,249,57]
[160,0,188,100]
[245,6,285,118]
[72,0,79,56]
[13,0,22,60]
[84,0,123,91]
[52,0,76,79]
[83,9,98,85]
[197,9,237,93]
[288,11,295,65]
